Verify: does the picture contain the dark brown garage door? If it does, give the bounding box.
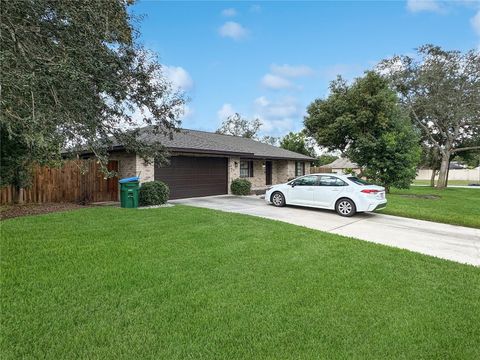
[154,156,228,199]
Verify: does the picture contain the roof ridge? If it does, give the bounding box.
[184,129,254,155]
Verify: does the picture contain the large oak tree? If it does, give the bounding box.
[1,0,185,195]
[379,45,480,188]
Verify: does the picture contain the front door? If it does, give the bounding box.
[265,161,272,185]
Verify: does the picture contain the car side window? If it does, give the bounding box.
[293,175,318,186]
[318,176,348,186]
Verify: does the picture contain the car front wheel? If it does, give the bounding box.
[335,198,356,217]
[271,192,286,207]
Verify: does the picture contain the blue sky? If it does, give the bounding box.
[131,0,480,137]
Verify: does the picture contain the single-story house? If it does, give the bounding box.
[325,157,361,175]
[106,128,314,199]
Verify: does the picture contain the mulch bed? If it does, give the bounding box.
[0,203,90,221]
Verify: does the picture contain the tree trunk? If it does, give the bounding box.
[430,169,436,187]
[16,187,25,204]
[436,152,450,188]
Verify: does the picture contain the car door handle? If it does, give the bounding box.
[331,189,340,192]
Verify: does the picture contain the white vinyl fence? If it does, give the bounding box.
[416,169,480,182]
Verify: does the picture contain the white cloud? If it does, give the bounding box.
[222,8,237,17]
[250,4,261,13]
[217,103,236,120]
[219,21,248,40]
[254,96,299,119]
[406,0,442,13]
[163,65,193,91]
[271,64,315,77]
[181,105,194,119]
[253,96,302,135]
[261,74,293,89]
[254,96,269,107]
[471,10,480,36]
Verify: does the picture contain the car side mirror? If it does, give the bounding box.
[290,182,296,187]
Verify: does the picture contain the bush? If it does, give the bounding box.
[230,178,251,196]
[139,181,169,206]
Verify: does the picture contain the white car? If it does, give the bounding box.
[265,173,387,217]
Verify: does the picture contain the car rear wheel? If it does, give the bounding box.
[335,198,356,217]
[271,192,286,207]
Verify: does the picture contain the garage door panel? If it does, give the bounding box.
[154,156,228,199]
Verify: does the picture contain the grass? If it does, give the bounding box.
[2,206,479,359]
[380,187,480,228]
[413,179,480,186]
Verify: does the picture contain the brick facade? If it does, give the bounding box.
[112,150,311,194]
[109,152,154,184]
[237,159,311,190]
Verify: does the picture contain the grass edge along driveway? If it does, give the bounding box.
[379,187,480,228]
[2,206,479,359]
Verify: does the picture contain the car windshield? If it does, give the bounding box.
[347,176,370,185]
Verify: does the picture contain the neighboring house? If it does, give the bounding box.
[325,157,361,175]
[104,128,313,199]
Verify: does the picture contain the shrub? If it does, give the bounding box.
[139,181,169,206]
[230,178,251,196]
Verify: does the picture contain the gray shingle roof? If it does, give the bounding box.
[125,128,314,161]
[325,157,359,169]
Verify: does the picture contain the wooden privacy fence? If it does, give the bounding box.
[0,160,119,205]
[310,166,333,173]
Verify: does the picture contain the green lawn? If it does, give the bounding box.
[380,187,480,228]
[1,206,479,359]
[413,179,480,186]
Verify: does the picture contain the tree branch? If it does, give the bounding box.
[452,146,480,153]
[409,106,439,148]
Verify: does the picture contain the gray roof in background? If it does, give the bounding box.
[122,128,314,161]
[325,157,360,169]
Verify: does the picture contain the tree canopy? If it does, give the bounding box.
[1,0,185,189]
[216,113,262,139]
[378,45,480,188]
[305,72,421,190]
[279,131,316,158]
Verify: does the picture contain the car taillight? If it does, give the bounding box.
[361,189,379,194]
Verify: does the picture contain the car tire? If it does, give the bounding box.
[335,198,356,217]
[271,192,286,207]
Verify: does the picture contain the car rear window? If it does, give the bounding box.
[347,177,370,185]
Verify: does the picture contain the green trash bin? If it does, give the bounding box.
[119,177,140,208]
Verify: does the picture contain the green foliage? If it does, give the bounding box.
[314,154,338,166]
[279,131,316,157]
[0,0,185,188]
[139,181,169,206]
[343,168,356,176]
[305,72,421,190]
[216,113,262,139]
[230,178,251,195]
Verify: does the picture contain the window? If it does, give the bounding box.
[293,175,318,186]
[347,176,370,185]
[318,176,348,187]
[240,160,254,178]
[295,161,305,177]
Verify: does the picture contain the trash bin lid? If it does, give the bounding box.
[119,176,140,183]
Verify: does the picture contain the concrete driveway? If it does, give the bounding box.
[170,195,480,266]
